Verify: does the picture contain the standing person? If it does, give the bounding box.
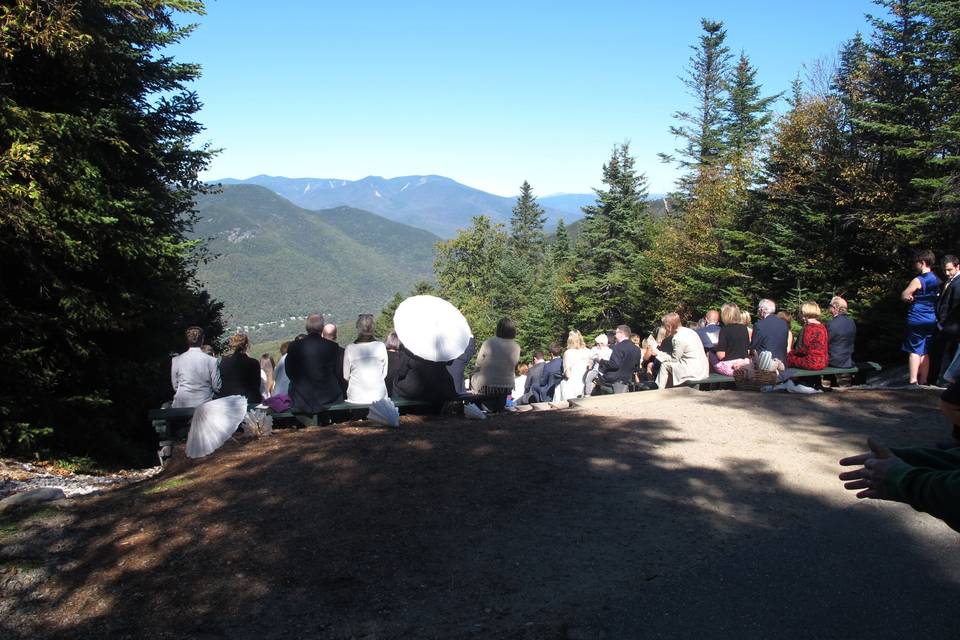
[554,330,592,401]
[384,331,402,397]
[712,303,751,376]
[598,325,642,394]
[901,249,941,385]
[931,255,960,386]
[170,326,221,408]
[218,333,263,404]
[286,314,344,425]
[470,318,522,412]
[650,313,709,389]
[827,296,856,369]
[343,314,388,403]
[786,301,829,371]
[750,299,789,370]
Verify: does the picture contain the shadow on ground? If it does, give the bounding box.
[2,389,958,639]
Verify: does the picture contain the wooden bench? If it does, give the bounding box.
[149,394,498,440]
[684,361,882,391]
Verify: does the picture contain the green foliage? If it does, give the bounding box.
[569,142,652,332]
[0,1,222,462]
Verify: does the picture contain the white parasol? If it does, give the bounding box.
[393,295,472,362]
[186,395,248,459]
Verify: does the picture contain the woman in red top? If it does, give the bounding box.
[787,301,829,370]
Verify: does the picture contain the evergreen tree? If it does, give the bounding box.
[0,1,221,459]
[569,143,650,330]
[509,180,547,264]
[725,52,779,192]
[551,218,572,267]
[660,18,732,197]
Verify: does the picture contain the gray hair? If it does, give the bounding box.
[305,313,325,334]
[829,296,848,313]
[757,299,776,316]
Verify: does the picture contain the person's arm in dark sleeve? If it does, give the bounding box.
[886,447,960,531]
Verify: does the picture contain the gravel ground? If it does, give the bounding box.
[2,387,958,640]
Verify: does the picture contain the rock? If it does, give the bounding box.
[0,487,67,514]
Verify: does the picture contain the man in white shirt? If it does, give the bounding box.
[170,326,220,407]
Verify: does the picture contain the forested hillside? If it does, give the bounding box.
[193,185,438,342]
[411,4,960,362]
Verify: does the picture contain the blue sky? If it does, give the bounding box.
[171,0,883,197]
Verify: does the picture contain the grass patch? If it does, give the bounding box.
[143,477,192,494]
[47,455,101,476]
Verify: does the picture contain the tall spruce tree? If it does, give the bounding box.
[509,181,547,264]
[569,143,650,330]
[725,52,779,193]
[660,18,732,198]
[0,1,222,459]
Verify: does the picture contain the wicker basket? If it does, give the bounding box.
[733,367,779,391]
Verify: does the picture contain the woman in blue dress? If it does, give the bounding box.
[901,249,941,385]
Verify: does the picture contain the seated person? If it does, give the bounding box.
[285,315,344,423]
[712,303,751,376]
[528,343,564,402]
[786,301,829,371]
[598,325,642,394]
[827,296,856,368]
[343,314,389,404]
[650,313,709,389]
[384,331,402,396]
[217,333,262,405]
[392,346,458,404]
[695,309,721,351]
[170,326,221,408]
[751,298,789,367]
[776,311,795,353]
[470,318,522,412]
[519,351,546,403]
[273,341,292,396]
[512,363,528,401]
[584,334,612,396]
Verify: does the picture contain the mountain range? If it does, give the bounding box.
[216,174,593,238]
[191,184,439,342]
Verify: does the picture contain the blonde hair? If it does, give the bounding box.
[740,310,752,325]
[228,333,249,354]
[720,303,741,325]
[516,363,529,376]
[800,301,821,320]
[567,329,586,349]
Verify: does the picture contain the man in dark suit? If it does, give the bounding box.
[598,324,642,393]
[322,322,348,397]
[285,314,344,426]
[751,298,789,367]
[528,344,564,402]
[932,255,960,385]
[827,296,857,369]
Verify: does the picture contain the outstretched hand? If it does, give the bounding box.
[839,438,901,500]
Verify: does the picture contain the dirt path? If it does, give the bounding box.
[2,388,958,639]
